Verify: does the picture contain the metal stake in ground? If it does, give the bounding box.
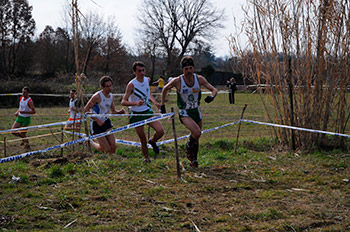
[234,104,247,156]
[171,107,181,179]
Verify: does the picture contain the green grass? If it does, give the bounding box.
[0,92,349,231]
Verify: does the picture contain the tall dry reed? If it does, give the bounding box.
[230,0,350,150]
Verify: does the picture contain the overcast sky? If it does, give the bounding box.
[28,0,246,57]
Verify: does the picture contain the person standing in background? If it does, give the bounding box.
[226,77,237,104]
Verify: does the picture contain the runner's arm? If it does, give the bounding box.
[84,93,99,113]
[160,77,178,105]
[199,75,218,98]
[121,83,144,107]
[84,93,104,126]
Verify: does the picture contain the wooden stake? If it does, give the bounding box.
[234,104,247,156]
[3,137,6,157]
[72,112,76,151]
[288,57,296,150]
[171,107,181,179]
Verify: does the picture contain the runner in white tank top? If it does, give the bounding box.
[177,74,201,110]
[65,89,81,130]
[160,56,218,168]
[122,61,164,163]
[92,90,114,122]
[128,76,152,112]
[18,96,33,117]
[12,86,36,150]
[84,76,126,155]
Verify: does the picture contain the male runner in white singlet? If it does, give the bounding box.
[65,89,81,130]
[122,61,164,163]
[12,86,36,150]
[84,76,126,155]
[161,56,217,167]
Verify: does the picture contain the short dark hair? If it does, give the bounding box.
[132,61,145,72]
[23,86,30,92]
[181,56,194,69]
[71,89,77,93]
[100,76,113,87]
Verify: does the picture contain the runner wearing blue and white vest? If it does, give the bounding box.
[122,61,164,163]
[161,56,218,168]
[84,76,126,155]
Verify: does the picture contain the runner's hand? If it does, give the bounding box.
[204,96,214,103]
[118,108,126,114]
[160,105,166,114]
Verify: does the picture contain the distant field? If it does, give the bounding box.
[0,92,349,231]
[0,92,275,157]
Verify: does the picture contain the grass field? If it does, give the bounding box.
[0,92,349,231]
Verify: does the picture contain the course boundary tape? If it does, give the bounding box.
[0,119,86,134]
[2,118,350,163]
[0,91,228,97]
[241,119,350,138]
[0,113,173,163]
[85,113,162,117]
[63,130,153,148]
[0,113,165,134]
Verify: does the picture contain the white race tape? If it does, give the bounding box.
[0,113,173,163]
[63,130,152,148]
[0,119,86,134]
[2,117,348,164]
[241,119,350,138]
[85,113,161,117]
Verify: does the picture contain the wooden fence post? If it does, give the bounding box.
[235,104,247,156]
[171,107,181,179]
[3,137,6,157]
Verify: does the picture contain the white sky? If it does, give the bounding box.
[28,0,246,57]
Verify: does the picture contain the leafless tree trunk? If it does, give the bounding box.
[138,0,224,74]
[81,11,106,74]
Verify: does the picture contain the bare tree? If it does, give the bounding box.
[138,0,225,74]
[134,29,164,81]
[80,11,106,74]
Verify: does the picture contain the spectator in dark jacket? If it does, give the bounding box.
[226,78,237,104]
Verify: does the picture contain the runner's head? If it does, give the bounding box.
[132,61,146,78]
[22,86,30,98]
[181,56,194,75]
[70,89,77,99]
[100,76,113,93]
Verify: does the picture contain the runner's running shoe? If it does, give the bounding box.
[186,141,195,162]
[190,160,198,168]
[149,139,160,154]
